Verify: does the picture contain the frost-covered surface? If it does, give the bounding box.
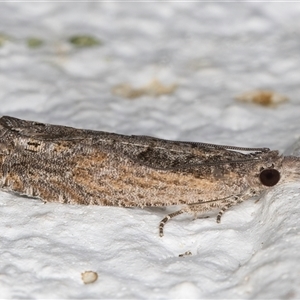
[1,3,300,299]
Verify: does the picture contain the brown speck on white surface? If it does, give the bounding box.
[111,79,178,99]
[235,90,288,107]
[179,251,192,257]
[81,271,98,284]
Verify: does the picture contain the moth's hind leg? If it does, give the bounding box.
[216,196,242,223]
[159,209,184,237]
[159,204,202,237]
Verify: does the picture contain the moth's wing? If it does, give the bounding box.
[134,135,269,152]
[1,115,77,138]
[0,116,94,141]
[0,116,268,171]
[0,115,45,131]
[125,135,260,171]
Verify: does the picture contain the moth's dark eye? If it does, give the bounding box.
[259,169,280,187]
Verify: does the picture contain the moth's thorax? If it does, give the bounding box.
[280,156,300,183]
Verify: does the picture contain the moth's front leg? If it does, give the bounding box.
[217,189,259,222]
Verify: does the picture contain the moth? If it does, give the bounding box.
[0,116,299,236]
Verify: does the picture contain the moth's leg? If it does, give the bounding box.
[198,215,210,219]
[216,196,241,223]
[159,204,206,237]
[159,209,184,237]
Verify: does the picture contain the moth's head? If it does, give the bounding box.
[253,155,300,190]
[279,156,300,184]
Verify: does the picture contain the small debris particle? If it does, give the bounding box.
[179,251,192,257]
[81,271,98,284]
[27,37,44,48]
[235,90,288,107]
[0,33,9,47]
[69,35,100,47]
[112,79,178,99]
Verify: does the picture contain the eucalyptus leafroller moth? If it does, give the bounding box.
[0,116,298,236]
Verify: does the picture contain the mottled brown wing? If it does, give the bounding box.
[0,115,89,140]
[0,115,281,209]
[0,116,264,172]
[121,136,265,171]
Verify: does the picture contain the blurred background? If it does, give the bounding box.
[1,3,300,146]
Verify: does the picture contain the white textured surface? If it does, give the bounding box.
[1,3,300,299]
